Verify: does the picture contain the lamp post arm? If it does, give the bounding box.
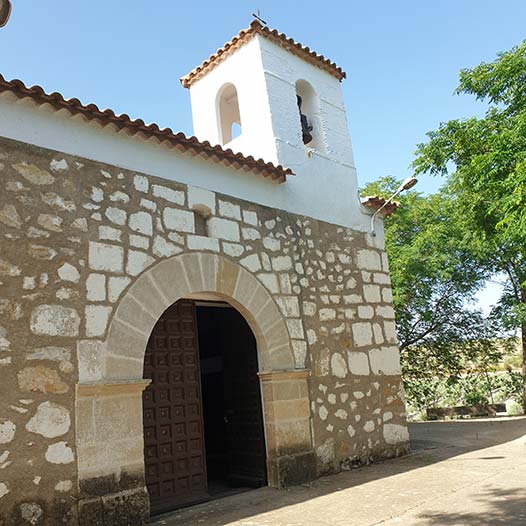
[370,188,402,236]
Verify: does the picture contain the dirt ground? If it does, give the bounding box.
[151,417,526,526]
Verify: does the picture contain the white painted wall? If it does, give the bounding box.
[189,37,278,164]
[188,34,372,233]
[0,48,382,239]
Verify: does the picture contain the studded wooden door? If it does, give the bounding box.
[142,299,208,515]
[224,309,267,487]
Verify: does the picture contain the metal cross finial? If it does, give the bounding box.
[252,9,267,26]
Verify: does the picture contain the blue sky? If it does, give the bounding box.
[3,1,524,312]
[2,0,525,195]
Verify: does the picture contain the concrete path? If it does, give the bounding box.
[151,417,526,525]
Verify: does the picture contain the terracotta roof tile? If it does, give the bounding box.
[0,73,291,183]
[181,20,346,88]
[360,196,398,216]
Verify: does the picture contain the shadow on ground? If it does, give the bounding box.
[419,487,526,525]
[151,417,526,526]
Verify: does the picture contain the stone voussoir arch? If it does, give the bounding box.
[102,251,295,380]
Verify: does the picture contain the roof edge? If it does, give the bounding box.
[180,20,346,89]
[0,73,292,183]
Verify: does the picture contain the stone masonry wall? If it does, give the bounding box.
[0,136,408,525]
[0,139,84,526]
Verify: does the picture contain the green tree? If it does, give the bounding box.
[413,41,526,411]
[362,178,502,411]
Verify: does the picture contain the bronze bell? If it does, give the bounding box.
[0,0,12,27]
[297,96,313,145]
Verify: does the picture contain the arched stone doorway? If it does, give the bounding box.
[143,297,268,514]
[76,253,315,522]
[103,252,295,377]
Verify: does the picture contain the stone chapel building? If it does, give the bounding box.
[0,21,409,526]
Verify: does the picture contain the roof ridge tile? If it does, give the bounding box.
[180,21,346,88]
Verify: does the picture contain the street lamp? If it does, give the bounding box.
[370,176,417,236]
[0,0,11,27]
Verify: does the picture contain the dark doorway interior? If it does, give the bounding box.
[196,303,267,497]
[142,299,267,517]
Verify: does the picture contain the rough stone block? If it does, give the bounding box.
[242,210,258,225]
[85,305,112,337]
[352,322,373,347]
[129,234,149,250]
[30,304,80,336]
[363,284,381,303]
[58,262,80,283]
[99,225,121,242]
[271,255,293,271]
[188,186,216,215]
[163,207,195,233]
[276,296,300,317]
[26,401,70,438]
[87,274,106,302]
[89,242,124,272]
[17,365,68,394]
[108,276,131,303]
[275,450,317,488]
[319,308,336,321]
[126,250,155,276]
[356,249,382,271]
[383,320,398,343]
[105,207,127,226]
[383,423,409,445]
[369,346,402,375]
[129,211,153,236]
[331,352,348,378]
[348,351,370,375]
[78,340,103,383]
[133,175,148,192]
[358,305,374,319]
[207,217,240,241]
[218,200,241,220]
[239,253,261,272]
[45,441,75,464]
[257,273,279,294]
[152,184,184,205]
[187,234,219,252]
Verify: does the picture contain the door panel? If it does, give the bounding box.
[224,310,267,487]
[143,300,208,515]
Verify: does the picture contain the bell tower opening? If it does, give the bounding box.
[216,83,242,145]
[295,79,325,153]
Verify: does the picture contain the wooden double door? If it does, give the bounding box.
[142,300,267,516]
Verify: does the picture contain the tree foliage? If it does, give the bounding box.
[413,41,526,410]
[362,178,502,391]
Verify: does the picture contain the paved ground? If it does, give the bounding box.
[151,417,526,525]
